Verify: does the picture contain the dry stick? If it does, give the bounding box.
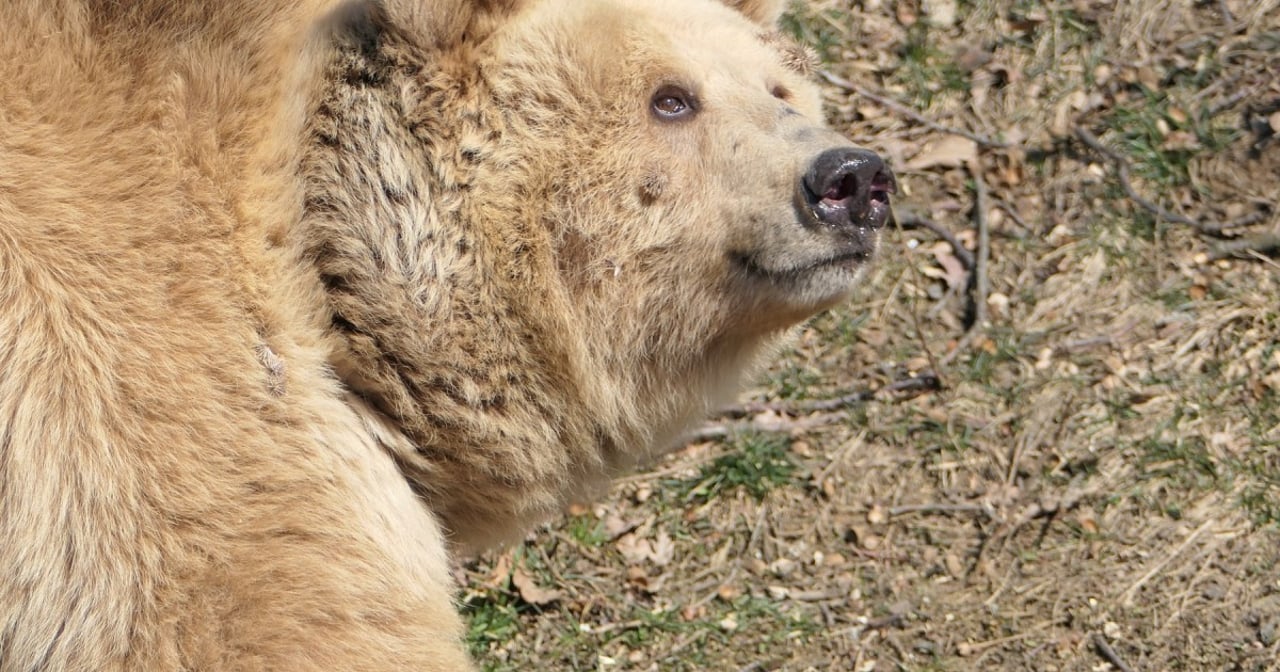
[812,430,867,489]
[1074,126,1200,227]
[685,411,842,443]
[1207,86,1256,117]
[888,502,990,518]
[819,70,1012,150]
[892,217,949,386]
[1073,126,1267,236]
[715,372,941,418]
[938,159,993,368]
[971,159,992,329]
[1119,518,1215,607]
[896,211,976,270]
[1211,231,1280,261]
[1216,0,1235,26]
[1092,634,1137,672]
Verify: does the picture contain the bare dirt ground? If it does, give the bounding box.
[463,1,1280,669]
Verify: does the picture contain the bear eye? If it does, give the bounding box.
[651,86,697,120]
[770,84,791,101]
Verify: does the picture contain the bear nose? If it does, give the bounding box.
[802,147,896,230]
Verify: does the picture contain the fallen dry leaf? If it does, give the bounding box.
[615,532,652,564]
[511,566,562,606]
[650,531,675,567]
[905,136,978,171]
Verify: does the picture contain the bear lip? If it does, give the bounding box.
[732,246,873,283]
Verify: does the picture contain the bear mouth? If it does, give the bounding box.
[732,245,874,282]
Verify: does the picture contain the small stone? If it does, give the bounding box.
[913,639,937,655]
[769,558,798,577]
[1260,620,1278,646]
[945,552,965,578]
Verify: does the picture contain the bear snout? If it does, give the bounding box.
[802,147,896,232]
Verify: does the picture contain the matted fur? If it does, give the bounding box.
[0,0,880,668]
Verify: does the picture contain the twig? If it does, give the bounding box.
[896,211,975,270]
[936,160,993,368]
[1092,634,1136,672]
[1074,126,1264,236]
[970,158,992,330]
[684,412,842,442]
[1210,231,1280,261]
[819,70,1011,149]
[1216,0,1235,27]
[1075,126,1199,227]
[1207,86,1257,116]
[938,329,982,368]
[812,431,867,490]
[1118,518,1215,607]
[888,502,990,518]
[1191,210,1271,235]
[716,372,941,418]
[615,453,720,485]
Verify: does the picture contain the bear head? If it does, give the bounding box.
[299,0,894,551]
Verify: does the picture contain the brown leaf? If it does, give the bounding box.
[616,532,653,564]
[511,566,562,606]
[931,242,968,288]
[603,514,636,540]
[650,531,675,567]
[483,551,514,589]
[905,136,978,171]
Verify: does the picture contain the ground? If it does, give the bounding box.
[461,0,1280,669]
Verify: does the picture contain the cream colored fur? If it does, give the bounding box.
[0,0,876,668]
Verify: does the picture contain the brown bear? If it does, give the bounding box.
[0,0,894,669]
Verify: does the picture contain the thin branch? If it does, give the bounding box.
[819,70,1011,149]
[685,412,842,443]
[1074,126,1201,227]
[896,211,975,270]
[1074,126,1270,236]
[1118,518,1215,607]
[1216,0,1235,27]
[937,160,993,368]
[716,372,942,419]
[888,503,991,518]
[970,159,992,330]
[1092,634,1136,672]
[1211,232,1280,262]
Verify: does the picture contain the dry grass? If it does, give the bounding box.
[463,1,1280,669]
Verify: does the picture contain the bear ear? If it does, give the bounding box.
[719,0,788,26]
[373,0,525,50]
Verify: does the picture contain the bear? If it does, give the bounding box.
[0,0,894,669]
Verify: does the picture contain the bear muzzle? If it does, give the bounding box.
[801,147,896,234]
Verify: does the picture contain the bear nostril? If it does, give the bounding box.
[868,171,896,205]
[823,173,858,202]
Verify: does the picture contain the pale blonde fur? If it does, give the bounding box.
[0,0,877,668]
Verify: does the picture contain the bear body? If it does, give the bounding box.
[0,0,892,668]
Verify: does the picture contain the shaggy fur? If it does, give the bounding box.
[0,0,881,668]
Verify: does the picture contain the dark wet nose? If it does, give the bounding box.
[802,147,896,230]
